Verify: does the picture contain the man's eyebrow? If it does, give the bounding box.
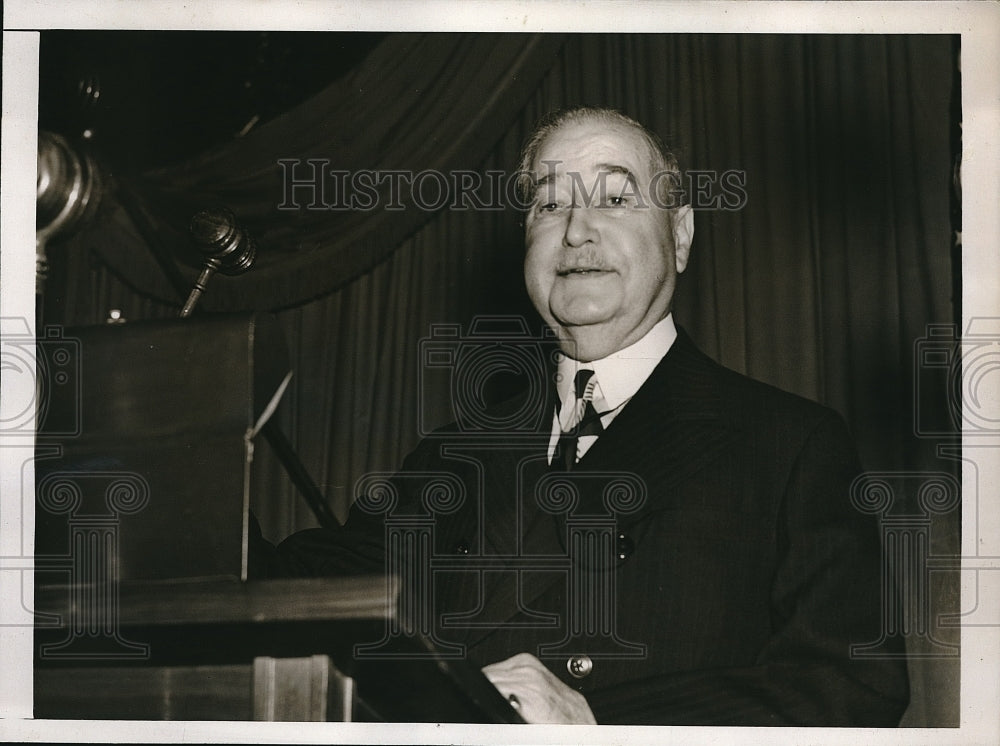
[595,163,638,183]
[533,171,558,189]
[532,163,637,188]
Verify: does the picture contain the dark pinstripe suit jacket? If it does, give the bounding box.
[264,328,910,725]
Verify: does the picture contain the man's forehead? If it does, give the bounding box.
[531,120,651,178]
[533,162,637,191]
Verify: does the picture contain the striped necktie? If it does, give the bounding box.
[552,368,604,471]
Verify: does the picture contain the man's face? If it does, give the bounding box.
[523,118,693,362]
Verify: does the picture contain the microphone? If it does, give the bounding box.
[180,207,256,317]
[36,131,102,297]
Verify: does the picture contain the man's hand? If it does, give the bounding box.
[482,652,597,724]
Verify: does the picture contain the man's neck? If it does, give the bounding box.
[556,313,678,417]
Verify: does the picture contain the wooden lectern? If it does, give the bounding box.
[34,315,521,723]
[35,313,291,582]
[34,576,521,722]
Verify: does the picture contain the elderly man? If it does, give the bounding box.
[255,106,910,725]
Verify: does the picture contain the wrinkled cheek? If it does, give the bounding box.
[523,251,554,315]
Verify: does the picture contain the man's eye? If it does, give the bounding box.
[604,195,628,208]
[537,202,561,213]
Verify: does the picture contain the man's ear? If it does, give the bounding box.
[672,204,694,273]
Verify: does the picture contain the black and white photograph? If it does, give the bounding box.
[1,2,998,744]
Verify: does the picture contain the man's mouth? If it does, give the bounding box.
[556,267,611,277]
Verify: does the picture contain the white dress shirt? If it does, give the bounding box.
[547,313,679,464]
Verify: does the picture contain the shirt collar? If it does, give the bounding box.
[555,313,678,415]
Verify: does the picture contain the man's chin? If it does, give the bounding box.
[549,298,618,328]
[553,320,626,362]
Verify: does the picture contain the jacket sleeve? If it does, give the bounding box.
[587,411,910,726]
[247,440,439,579]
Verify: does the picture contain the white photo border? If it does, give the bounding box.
[2,1,998,744]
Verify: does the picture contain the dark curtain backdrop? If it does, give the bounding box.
[47,33,958,725]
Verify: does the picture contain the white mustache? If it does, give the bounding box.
[555,251,612,275]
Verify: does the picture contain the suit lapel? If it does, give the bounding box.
[476,382,558,559]
[458,329,739,651]
[574,329,738,525]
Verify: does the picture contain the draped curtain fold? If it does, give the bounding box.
[50,33,957,725]
[66,33,562,310]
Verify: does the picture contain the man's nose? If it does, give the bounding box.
[563,205,598,247]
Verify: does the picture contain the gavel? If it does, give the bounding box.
[177,206,341,531]
[180,207,257,317]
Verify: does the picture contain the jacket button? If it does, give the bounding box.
[616,532,634,560]
[566,654,593,679]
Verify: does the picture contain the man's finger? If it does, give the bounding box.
[482,651,539,674]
